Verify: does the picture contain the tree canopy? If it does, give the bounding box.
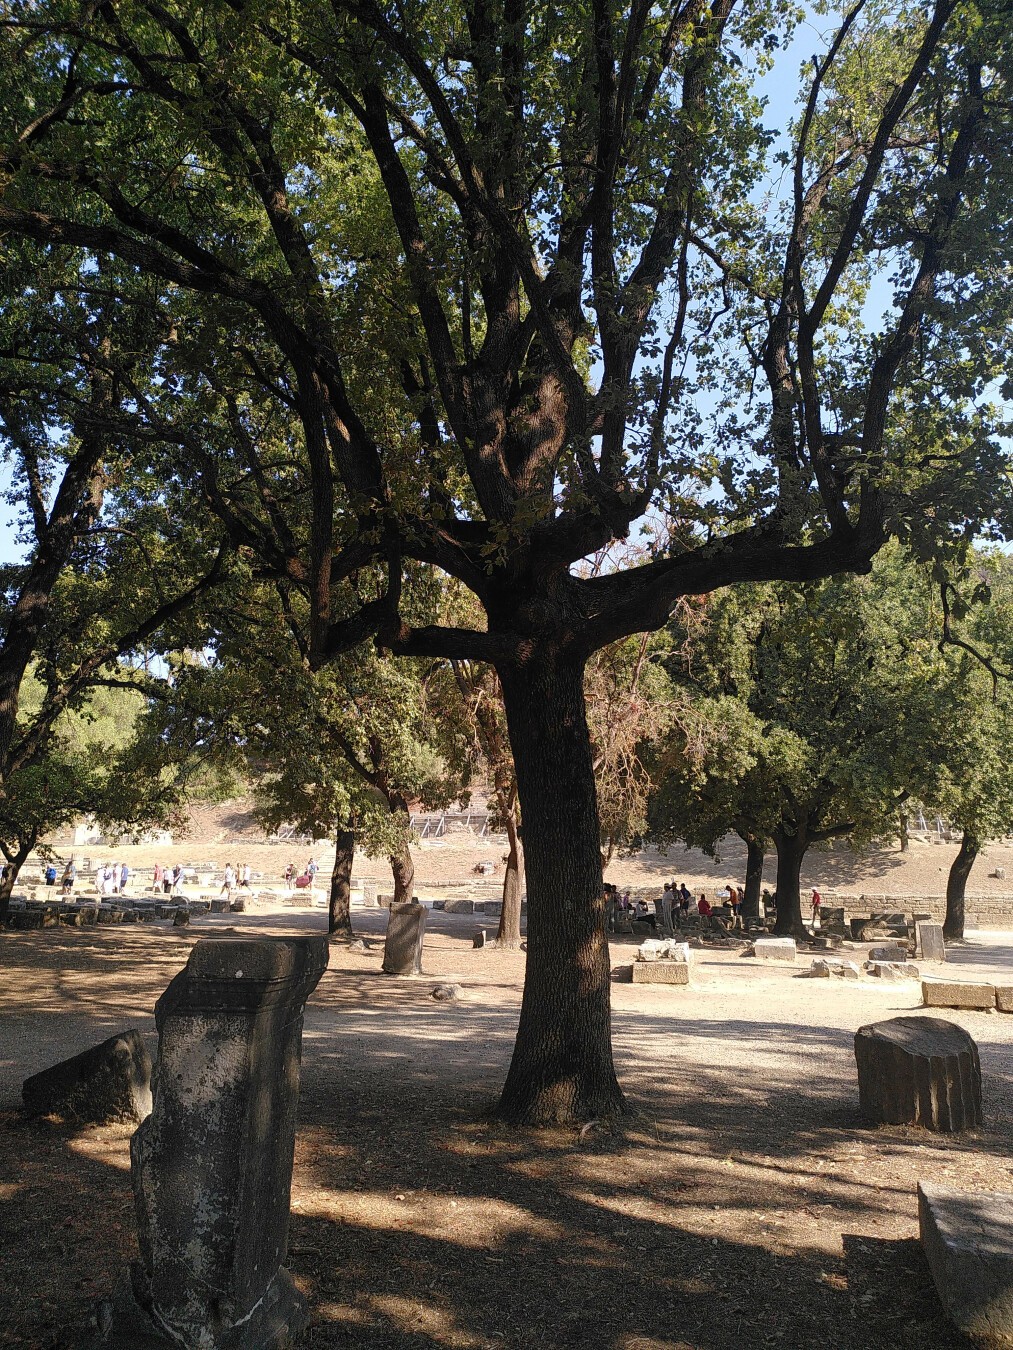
[2,0,1012,1120]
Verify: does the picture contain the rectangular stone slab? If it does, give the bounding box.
[923,981,996,1010]
[631,960,690,985]
[916,920,946,962]
[919,1181,1013,1346]
[753,937,797,961]
[996,987,1013,1014]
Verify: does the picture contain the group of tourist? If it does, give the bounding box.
[41,859,77,893]
[218,863,255,896]
[89,861,131,896]
[603,878,752,933]
[284,859,319,893]
[152,863,185,895]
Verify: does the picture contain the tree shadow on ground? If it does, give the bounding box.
[1,925,1003,1349]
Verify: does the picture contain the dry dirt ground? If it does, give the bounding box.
[3,906,1013,1350]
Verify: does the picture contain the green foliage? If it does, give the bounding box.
[650,544,946,856]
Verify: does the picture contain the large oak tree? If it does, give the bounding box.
[1,0,1011,1120]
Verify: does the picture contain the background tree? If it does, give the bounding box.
[921,557,1013,939]
[0,675,216,907]
[2,0,1011,1121]
[655,549,945,936]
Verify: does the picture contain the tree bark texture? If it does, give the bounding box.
[497,806,523,948]
[944,831,978,941]
[0,837,35,924]
[329,822,355,939]
[741,835,765,919]
[899,809,909,852]
[772,825,809,938]
[389,849,414,904]
[496,648,626,1125]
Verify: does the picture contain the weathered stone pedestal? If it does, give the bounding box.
[855,1015,982,1132]
[382,901,427,975]
[115,937,327,1349]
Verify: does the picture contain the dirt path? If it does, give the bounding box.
[3,909,1012,1348]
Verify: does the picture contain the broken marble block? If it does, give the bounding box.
[864,960,920,980]
[636,938,690,963]
[806,958,861,979]
[919,1181,1013,1346]
[855,1015,982,1132]
[127,936,328,1349]
[22,1029,152,1125]
[382,901,427,975]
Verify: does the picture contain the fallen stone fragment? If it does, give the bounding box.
[752,937,797,962]
[855,1016,981,1131]
[865,960,920,980]
[919,1181,1013,1346]
[869,944,909,962]
[431,983,461,1001]
[22,1029,152,1125]
[804,958,861,979]
[631,960,690,985]
[923,980,996,1011]
[171,907,189,927]
[996,986,1013,1014]
[637,938,690,963]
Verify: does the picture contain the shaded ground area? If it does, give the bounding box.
[3,908,1012,1349]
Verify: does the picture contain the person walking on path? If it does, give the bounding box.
[810,888,822,930]
[221,863,235,898]
[306,858,319,894]
[61,860,76,894]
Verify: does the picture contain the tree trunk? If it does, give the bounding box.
[329,820,355,939]
[740,835,765,919]
[389,847,414,904]
[496,646,626,1125]
[899,808,909,852]
[0,836,35,924]
[497,805,523,948]
[944,831,978,942]
[772,825,809,938]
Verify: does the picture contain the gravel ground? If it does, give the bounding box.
[2,907,1012,1349]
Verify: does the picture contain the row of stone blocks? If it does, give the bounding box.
[924,980,1013,1011]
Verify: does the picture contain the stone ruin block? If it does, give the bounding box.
[113,937,328,1349]
[996,987,1013,1014]
[919,1181,1013,1346]
[865,960,920,980]
[752,937,797,961]
[855,1016,982,1132]
[805,958,861,979]
[382,901,428,975]
[869,944,910,962]
[916,921,946,962]
[442,896,474,914]
[22,1029,152,1125]
[923,980,996,1011]
[631,960,690,985]
[637,938,690,963]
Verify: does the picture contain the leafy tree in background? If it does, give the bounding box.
[2,0,1011,1120]
[922,558,1013,939]
[0,675,218,905]
[161,591,467,933]
[655,549,945,937]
